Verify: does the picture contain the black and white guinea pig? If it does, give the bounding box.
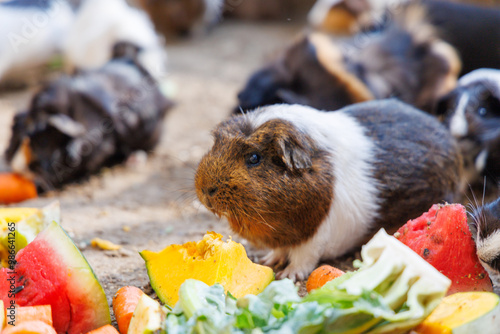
[4,42,173,191]
[235,5,459,114]
[195,99,464,280]
[0,0,74,83]
[470,196,500,288]
[436,69,500,192]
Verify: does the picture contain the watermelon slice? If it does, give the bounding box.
[395,203,493,295]
[0,221,110,334]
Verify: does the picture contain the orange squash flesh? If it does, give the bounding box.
[141,232,274,307]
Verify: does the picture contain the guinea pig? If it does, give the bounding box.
[308,0,500,76]
[469,196,500,288]
[435,69,500,193]
[196,99,464,281]
[0,0,74,84]
[136,0,224,37]
[235,34,374,114]
[4,42,173,191]
[63,0,168,82]
[235,5,459,114]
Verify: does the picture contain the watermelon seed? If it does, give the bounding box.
[17,275,24,282]
[13,285,24,294]
[423,248,430,257]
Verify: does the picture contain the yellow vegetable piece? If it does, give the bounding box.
[0,208,40,224]
[91,238,122,251]
[140,232,275,307]
[0,202,60,267]
[415,292,500,334]
[0,207,44,267]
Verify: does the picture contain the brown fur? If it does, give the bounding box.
[318,0,369,34]
[225,0,316,20]
[309,33,375,103]
[137,0,205,36]
[195,118,333,248]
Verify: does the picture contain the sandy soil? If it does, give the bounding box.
[1,20,361,322]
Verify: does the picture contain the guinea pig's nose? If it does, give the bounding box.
[207,186,218,197]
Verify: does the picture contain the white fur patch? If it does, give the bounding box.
[247,104,381,278]
[477,230,500,264]
[459,69,500,102]
[202,0,224,25]
[63,0,167,80]
[449,93,469,138]
[307,0,343,28]
[475,149,489,173]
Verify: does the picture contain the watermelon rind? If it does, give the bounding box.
[37,220,111,333]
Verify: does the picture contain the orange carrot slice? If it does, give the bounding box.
[112,286,145,334]
[4,305,53,327]
[2,320,57,334]
[86,324,120,334]
[306,265,345,292]
[0,173,37,204]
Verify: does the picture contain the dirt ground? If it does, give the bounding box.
[1,19,361,321]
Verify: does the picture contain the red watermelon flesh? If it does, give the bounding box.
[0,221,110,333]
[395,203,492,295]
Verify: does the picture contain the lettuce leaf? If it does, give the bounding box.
[162,229,451,333]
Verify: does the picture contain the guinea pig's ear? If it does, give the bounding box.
[276,89,311,106]
[47,114,86,138]
[274,132,314,172]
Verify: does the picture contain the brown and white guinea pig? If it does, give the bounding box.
[308,0,500,76]
[436,69,500,193]
[235,5,459,114]
[4,42,173,191]
[137,0,224,37]
[195,99,464,280]
[469,196,500,288]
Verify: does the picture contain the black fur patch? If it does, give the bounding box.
[344,99,463,232]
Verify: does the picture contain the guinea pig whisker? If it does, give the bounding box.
[251,207,276,232]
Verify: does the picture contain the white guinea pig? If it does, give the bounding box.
[0,0,74,83]
[195,100,464,280]
[63,0,167,82]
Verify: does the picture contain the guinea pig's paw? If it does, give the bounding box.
[276,263,313,282]
[260,248,287,267]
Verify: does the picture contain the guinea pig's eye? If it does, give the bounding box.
[478,108,488,116]
[246,153,262,167]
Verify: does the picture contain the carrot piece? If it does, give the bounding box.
[4,305,52,327]
[0,173,37,204]
[306,265,345,292]
[86,324,120,334]
[1,320,57,334]
[112,286,145,334]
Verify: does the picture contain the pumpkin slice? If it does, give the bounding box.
[414,291,500,333]
[140,232,274,307]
